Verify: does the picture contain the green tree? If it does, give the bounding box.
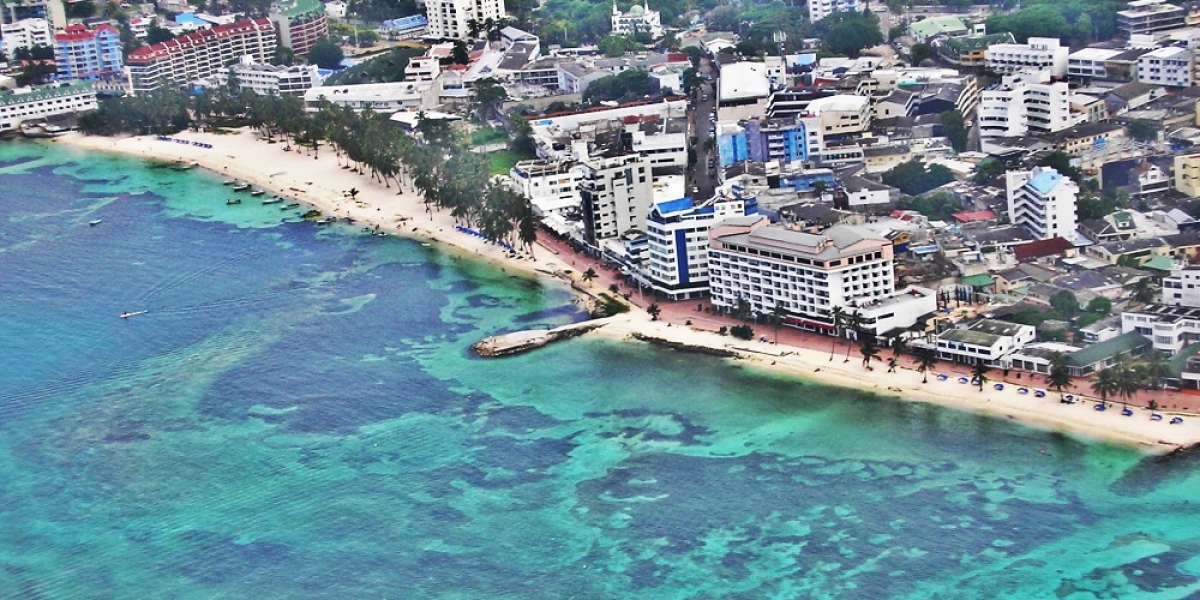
[1127,120,1157,142]
[971,362,990,392]
[598,35,637,57]
[915,349,939,383]
[940,110,968,153]
[1047,353,1073,399]
[144,23,175,45]
[308,38,345,70]
[451,40,469,65]
[1092,367,1120,404]
[647,303,661,321]
[882,160,956,196]
[1049,290,1080,318]
[1037,151,1083,184]
[860,338,881,369]
[1125,277,1158,304]
[911,42,935,65]
[973,158,1007,185]
[819,11,884,58]
[1086,296,1113,316]
[1116,365,1145,407]
[1141,351,1170,391]
[271,45,296,66]
[581,267,597,287]
[582,69,653,104]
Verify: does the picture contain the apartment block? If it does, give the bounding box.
[1175,152,1200,196]
[508,159,583,214]
[1137,45,1194,87]
[1118,0,1186,38]
[425,0,505,40]
[985,37,1069,77]
[640,194,758,300]
[0,0,64,29]
[1122,304,1200,355]
[1163,266,1200,308]
[808,0,862,23]
[978,71,1078,138]
[1068,47,1126,79]
[126,18,276,93]
[270,0,327,57]
[578,153,654,246]
[2,18,49,54]
[54,24,122,82]
[210,59,323,95]
[932,319,1037,368]
[1007,166,1079,242]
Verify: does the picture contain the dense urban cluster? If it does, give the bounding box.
[10,0,1200,398]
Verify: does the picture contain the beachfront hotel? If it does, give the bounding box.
[707,217,937,338]
[125,18,276,93]
[0,81,96,132]
[269,0,327,57]
[578,152,654,246]
[639,192,758,301]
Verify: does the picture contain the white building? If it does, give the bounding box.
[1137,45,1193,87]
[1162,266,1200,307]
[0,81,96,132]
[978,71,1079,138]
[640,193,757,300]
[324,0,348,20]
[805,94,872,138]
[932,319,1037,367]
[808,0,863,23]
[1118,0,1186,38]
[1006,166,1079,242]
[578,152,654,245]
[508,159,583,216]
[1122,305,1200,355]
[1068,47,1125,79]
[707,218,937,337]
[302,80,434,112]
[209,58,324,95]
[424,0,505,40]
[985,37,1069,77]
[1,18,50,54]
[610,0,662,39]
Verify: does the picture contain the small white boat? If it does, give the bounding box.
[119,310,147,319]
[89,219,103,226]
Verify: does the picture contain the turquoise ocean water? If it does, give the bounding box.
[4,141,1200,599]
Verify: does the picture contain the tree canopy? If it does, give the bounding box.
[940,110,968,153]
[816,11,883,58]
[985,0,1125,44]
[582,69,654,104]
[882,160,957,196]
[308,38,345,70]
[895,190,962,221]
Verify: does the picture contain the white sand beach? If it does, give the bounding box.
[55,129,1200,454]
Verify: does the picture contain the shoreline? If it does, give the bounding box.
[52,129,1200,454]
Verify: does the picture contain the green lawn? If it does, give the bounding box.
[488,148,535,175]
[471,125,509,146]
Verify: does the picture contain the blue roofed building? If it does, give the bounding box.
[637,189,758,300]
[380,14,427,40]
[1006,166,1080,242]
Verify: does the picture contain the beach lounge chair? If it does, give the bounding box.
[1151,413,1163,421]
[1122,408,1134,416]
[1018,387,1029,394]
[937,374,948,381]
[993,383,1004,391]
[958,377,969,384]
[1093,403,1106,411]
[1172,417,1185,425]
[1034,389,1046,398]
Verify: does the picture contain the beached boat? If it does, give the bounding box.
[89,219,103,226]
[222,179,235,186]
[262,196,283,205]
[250,189,265,197]
[282,203,300,209]
[233,183,251,192]
[173,162,198,171]
[226,198,242,205]
[315,217,336,225]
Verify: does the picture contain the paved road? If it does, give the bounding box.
[689,60,719,201]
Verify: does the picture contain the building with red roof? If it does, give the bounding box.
[126,18,276,93]
[1012,237,1075,262]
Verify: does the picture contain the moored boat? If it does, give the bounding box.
[262,196,283,205]
[89,219,103,226]
[233,183,251,192]
[226,198,242,205]
[250,189,265,196]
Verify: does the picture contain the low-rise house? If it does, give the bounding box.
[930,319,1037,368]
[1105,81,1167,115]
[1009,342,1084,375]
[1063,331,1152,376]
[1046,122,1125,156]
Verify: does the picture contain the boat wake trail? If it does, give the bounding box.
[134,248,261,303]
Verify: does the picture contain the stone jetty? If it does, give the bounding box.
[472,320,609,357]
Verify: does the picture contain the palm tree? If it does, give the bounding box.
[1116,365,1145,408]
[771,304,788,343]
[1140,350,1169,391]
[1092,367,1121,405]
[915,349,939,383]
[860,338,881,369]
[845,310,863,341]
[1125,276,1158,305]
[892,336,908,358]
[971,362,990,392]
[647,303,661,321]
[581,268,597,287]
[1046,363,1073,400]
[831,305,845,339]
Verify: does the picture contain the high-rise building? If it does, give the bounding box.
[1006,166,1079,242]
[577,153,653,246]
[126,18,276,93]
[978,71,1078,138]
[807,0,863,23]
[707,218,937,337]
[54,24,123,82]
[269,0,328,57]
[0,0,64,29]
[640,192,757,300]
[1118,0,1186,38]
[424,0,505,41]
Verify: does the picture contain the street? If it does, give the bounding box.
[689,59,719,201]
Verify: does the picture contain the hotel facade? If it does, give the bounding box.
[126,18,277,93]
